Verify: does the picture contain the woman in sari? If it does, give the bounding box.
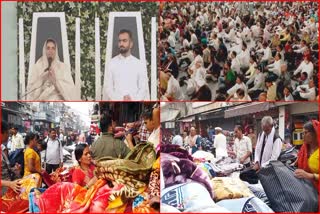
[34,144,100,212]
[293,120,319,187]
[24,133,42,176]
[72,144,97,188]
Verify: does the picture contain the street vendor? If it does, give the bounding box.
[90,113,130,160]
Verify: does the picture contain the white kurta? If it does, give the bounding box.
[293,61,314,79]
[148,126,160,149]
[254,128,282,168]
[214,133,228,159]
[103,54,150,101]
[231,58,241,75]
[247,72,265,92]
[227,82,248,98]
[166,75,184,100]
[267,60,281,77]
[234,136,252,164]
[191,67,206,89]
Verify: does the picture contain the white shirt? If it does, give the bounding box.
[251,25,261,38]
[263,29,271,42]
[166,75,184,100]
[103,54,149,101]
[175,29,180,41]
[293,61,314,79]
[190,5,195,15]
[299,86,316,101]
[46,138,63,165]
[236,16,242,26]
[227,82,248,97]
[214,133,228,159]
[148,126,160,149]
[203,13,209,25]
[284,93,294,101]
[258,47,272,62]
[172,135,183,147]
[236,95,252,101]
[197,15,204,25]
[7,139,12,152]
[234,136,252,164]
[267,60,281,77]
[168,33,176,48]
[180,50,194,62]
[226,28,236,42]
[277,50,285,63]
[293,45,307,54]
[245,62,257,79]
[189,55,203,71]
[210,38,220,50]
[191,33,198,45]
[254,129,282,168]
[237,49,250,68]
[231,57,241,75]
[191,67,206,89]
[183,39,190,49]
[242,27,251,41]
[11,133,24,151]
[247,72,265,92]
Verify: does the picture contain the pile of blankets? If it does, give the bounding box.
[2,142,160,213]
[160,144,273,213]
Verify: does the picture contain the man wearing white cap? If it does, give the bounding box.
[213,127,228,159]
[172,134,184,147]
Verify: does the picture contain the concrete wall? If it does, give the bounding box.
[2,2,18,100]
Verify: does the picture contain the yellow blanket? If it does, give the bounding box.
[211,177,253,201]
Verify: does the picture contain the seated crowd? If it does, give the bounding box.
[159,2,318,101]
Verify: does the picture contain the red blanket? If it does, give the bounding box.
[36,179,106,213]
[1,199,29,213]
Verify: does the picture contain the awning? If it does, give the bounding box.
[1,107,22,115]
[199,109,224,121]
[224,102,270,118]
[161,109,180,122]
[177,115,195,122]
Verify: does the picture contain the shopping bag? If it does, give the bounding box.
[240,167,259,184]
[258,160,318,212]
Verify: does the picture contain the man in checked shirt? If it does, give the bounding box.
[124,118,151,149]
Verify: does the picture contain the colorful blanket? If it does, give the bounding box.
[36,179,106,213]
[2,173,41,213]
[2,173,41,201]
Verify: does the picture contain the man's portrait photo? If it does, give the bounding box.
[103,12,150,101]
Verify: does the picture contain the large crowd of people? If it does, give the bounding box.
[159,2,318,101]
[1,105,161,213]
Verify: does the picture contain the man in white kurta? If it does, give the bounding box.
[103,29,150,101]
[160,71,184,101]
[213,127,228,159]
